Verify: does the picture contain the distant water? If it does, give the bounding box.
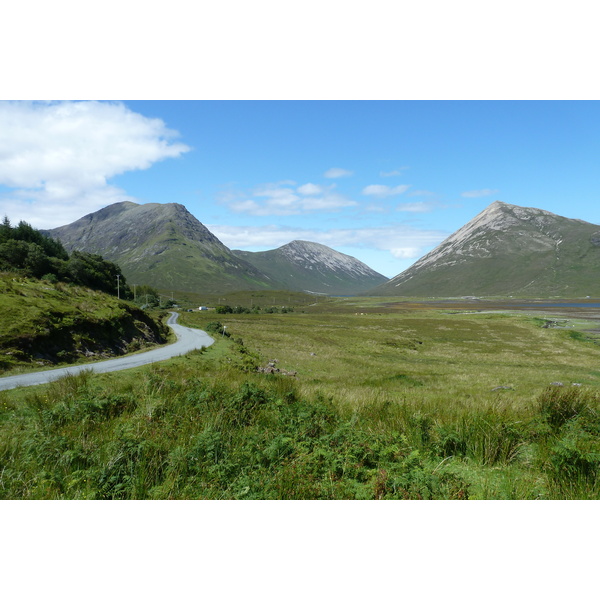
[517,303,600,308]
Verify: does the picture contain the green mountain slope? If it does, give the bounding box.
[48,202,278,293]
[0,273,169,372]
[371,201,600,297]
[233,240,388,295]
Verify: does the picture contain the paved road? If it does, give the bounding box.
[0,312,214,392]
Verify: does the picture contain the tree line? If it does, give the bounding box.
[0,216,131,298]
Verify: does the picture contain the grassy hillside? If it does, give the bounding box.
[0,273,169,372]
[375,230,600,297]
[163,289,323,312]
[2,297,600,499]
[49,202,278,294]
[118,224,276,293]
[373,201,600,297]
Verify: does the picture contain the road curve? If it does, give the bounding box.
[0,312,214,392]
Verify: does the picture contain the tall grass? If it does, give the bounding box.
[2,359,599,499]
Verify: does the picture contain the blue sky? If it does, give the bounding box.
[1,100,600,278]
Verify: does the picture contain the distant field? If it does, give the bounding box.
[179,298,600,408]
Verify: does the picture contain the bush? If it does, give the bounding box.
[204,321,230,336]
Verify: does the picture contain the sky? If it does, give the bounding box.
[1,100,600,278]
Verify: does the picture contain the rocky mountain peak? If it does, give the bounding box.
[372,200,600,297]
[278,240,377,276]
[233,239,388,294]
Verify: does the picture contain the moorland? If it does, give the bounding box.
[2,292,600,500]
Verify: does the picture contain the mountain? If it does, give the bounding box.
[47,202,277,293]
[233,240,388,295]
[371,201,600,297]
[47,202,387,295]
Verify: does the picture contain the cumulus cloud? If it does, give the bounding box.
[324,167,353,179]
[390,247,421,259]
[461,188,499,198]
[0,101,190,227]
[220,181,357,216]
[362,184,410,198]
[297,182,325,195]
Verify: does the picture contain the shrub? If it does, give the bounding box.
[225,382,270,426]
[93,436,167,499]
[215,305,233,314]
[205,321,230,336]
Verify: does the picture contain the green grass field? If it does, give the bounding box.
[2,296,600,499]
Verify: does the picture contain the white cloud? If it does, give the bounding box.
[390,247,421,259]
[380,167,409,177]
[362,184,410,198]
[461,188,499,198]
[297,182,324,195]
[0,101,190,227]
[301,192,356,211]
[229,199,263,214]
[324,167,353,178]
[254,184,299,208]
[220,181,357,216]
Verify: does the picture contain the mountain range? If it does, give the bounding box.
[372,200,600,297]
[47,200,600,298]
[48,202,388,295]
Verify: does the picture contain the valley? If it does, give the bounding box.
[45,199,600,299]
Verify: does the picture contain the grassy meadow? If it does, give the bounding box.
[2,295,600,499]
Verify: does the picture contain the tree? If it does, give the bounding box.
[0,217,129,297]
